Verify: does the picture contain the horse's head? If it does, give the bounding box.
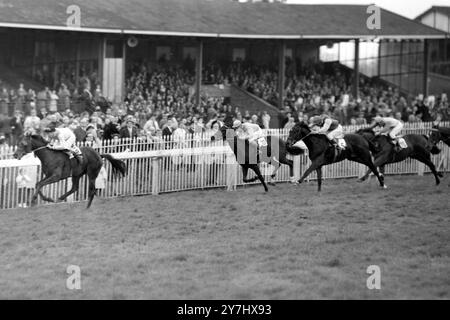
[356,127,376,138]
[427,125,442,150]
[14,134,33,160]
[13,133,47,160]
[286,122,311,151]
[210,124,236,142]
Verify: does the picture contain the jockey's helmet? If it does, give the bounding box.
[309,116,322,127]
[374,116,383,123]
[44,122,58,133]
[232,120,242,129]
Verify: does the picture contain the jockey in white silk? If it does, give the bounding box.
[368,116,404,145]
[232,120,268,148]
[44,125,83,162]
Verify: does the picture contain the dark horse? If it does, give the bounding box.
[427,124,450,186]
[13,134,127,208]
[357,128,442,185]
[286,122,385,191]
[211,125,296,192]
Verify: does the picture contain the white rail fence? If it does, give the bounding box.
[0,122,449,210]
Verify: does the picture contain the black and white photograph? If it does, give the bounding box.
[0,0,449,303]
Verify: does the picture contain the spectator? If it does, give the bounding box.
[119,119,138,140]
[23,109,41,133]
[10,110,24,145]
[74,118,89,142]
[262,111,271,129]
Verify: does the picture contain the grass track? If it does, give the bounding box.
[0,174,449,299]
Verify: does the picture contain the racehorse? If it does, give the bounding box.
[211,125,296,192]
[13,134,127,208]
[286,122,385,191]
[357,128,442,185]
[427,124,450,186]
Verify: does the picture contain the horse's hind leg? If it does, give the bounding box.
[58,176,81,202]
[354,152,386,188]
[86,178,96,209]
[86,164,102,209]
[316,167,323,192]
[413,153,441,185]
[252,165,268,192]
[242,166,259,183]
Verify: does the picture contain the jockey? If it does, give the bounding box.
[44,123,83,163]
[368,116,404,146]
[232,120,268,150]
[309,115,344,149]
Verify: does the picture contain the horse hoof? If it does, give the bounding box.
[357,178,365,183]
[382,185,388,189]
[269,182,276,186]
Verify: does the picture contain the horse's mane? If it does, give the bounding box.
[31,134,48,144]
[356,127,375,135]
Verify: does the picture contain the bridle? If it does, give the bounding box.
[31,145,48,153]
[22,135,48,153]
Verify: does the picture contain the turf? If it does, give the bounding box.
[0,175,449,299]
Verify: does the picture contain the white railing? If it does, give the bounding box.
[0,122,449,210]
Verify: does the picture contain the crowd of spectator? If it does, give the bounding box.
[1,59,449,159]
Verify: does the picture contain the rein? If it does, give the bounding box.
[296,131,313,142]
[32,145,48,153]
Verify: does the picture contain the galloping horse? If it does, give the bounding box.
[211,125,296,192]
[14,134,127,208]
[357,128,442,185]
[427,124,450,186]
[286,122,385,191]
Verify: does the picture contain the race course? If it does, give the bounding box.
[0,175,449,299]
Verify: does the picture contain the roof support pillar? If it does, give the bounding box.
[353,38,360,100]
[278,40,286,109]
[122,38,127,102]
[195,39,203,108]
[423,39,429,97]
[75,35,80,88]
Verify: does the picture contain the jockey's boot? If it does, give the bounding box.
[330,139,339,150]
[390,137,400,152]
[75,153,84,164]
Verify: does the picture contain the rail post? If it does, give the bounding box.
[151,157,160,195]
[226,153,237,191]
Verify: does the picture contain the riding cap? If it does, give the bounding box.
[374,116,383,122]
[232,120,242,129]
[309,116,322,127]
[44,122,58,133]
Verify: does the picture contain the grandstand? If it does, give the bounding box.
[0,0,448,124]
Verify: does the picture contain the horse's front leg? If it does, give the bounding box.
[31,173,61,205]
[242,166,258,183]
[298,157,324,185]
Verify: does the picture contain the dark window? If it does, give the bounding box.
[106,40,123,58]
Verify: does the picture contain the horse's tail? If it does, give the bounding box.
[101,154,127,176]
